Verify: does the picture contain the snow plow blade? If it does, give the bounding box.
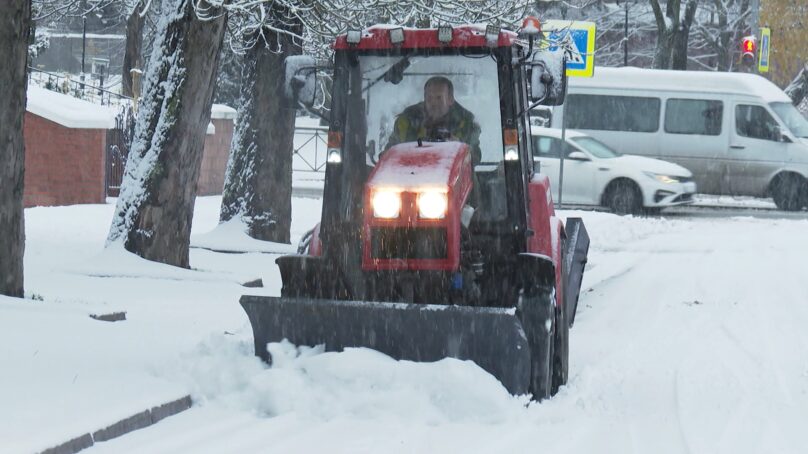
[240,295,533,396]
[563,217,589,326]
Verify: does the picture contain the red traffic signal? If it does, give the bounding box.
[741,36,756,66]
[741,36,756,55]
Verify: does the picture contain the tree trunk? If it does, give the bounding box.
[220,22,301,244]
[0,0,30,298]
[107,0,227,268]
[122,0,145,98]
[650,0,674,69]
[671,1,698,70]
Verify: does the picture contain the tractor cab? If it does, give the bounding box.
[242,22,589,400]
[305,24,569,304]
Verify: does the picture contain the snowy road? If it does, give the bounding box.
[70,207,808,454]
[3,196,808,453]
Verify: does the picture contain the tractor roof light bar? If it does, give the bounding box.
[485,23,500,47]
[438,24,453,43]
[389,27,405,45]
[346,29,362,45]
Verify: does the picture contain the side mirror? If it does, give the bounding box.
[567,151,589,161]
[284,55,318,108]
[778,126,792,143]
[530,50,567,106]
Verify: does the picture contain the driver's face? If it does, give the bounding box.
[424,83,453,121]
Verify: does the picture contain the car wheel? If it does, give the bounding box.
[605,179,643,215]
[771,174,807,211]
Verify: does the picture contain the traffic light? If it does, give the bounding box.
[741,35,757,67]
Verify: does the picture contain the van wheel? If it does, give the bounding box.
[771,174,807,211]
[604,179,643,215]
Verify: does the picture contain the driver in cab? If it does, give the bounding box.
[385,76,482,166]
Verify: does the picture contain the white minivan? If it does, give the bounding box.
[552,67,808,210]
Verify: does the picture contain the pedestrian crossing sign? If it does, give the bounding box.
[758,27,771,73]
[541,20,596,78]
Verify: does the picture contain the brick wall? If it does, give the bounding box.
[197,118,234,196]
[23,106,234,207]
[23,112,107,207]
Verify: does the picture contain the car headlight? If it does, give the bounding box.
[646,172,680,184]
[372,189,401,219]
[417,190,448,219]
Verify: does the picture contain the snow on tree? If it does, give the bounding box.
[689,0,751,72]
[0,0,31,298]
[219,4,302,244]
[107,0,228,268]
[785,63,808,116]
[649,0,699,70]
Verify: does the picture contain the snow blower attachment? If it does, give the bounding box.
[241,23,589,400]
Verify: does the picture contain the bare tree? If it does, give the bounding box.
[0,0,31,298]
[649,0,698,70]
[785,63,808,111]
[122,0,147,97]
[690,0,751,71]
[107,0,228,268]
[220,5,302,243]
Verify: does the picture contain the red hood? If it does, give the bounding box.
[368,141,469,190]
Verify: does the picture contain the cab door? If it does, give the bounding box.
[658,97,728,194]
[531,135,595,204]
[726,103,789,196]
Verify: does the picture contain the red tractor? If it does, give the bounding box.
[241,22,589,400]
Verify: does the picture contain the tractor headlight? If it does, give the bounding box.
[372,189,401,219]
[645,172,680,184]
[417,190,448,219]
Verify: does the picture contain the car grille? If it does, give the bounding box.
[370,227,447,260]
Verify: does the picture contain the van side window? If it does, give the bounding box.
[665,99,723,135]
[735,105,781,141]
[533,136,562,158]
[567,94,660,133]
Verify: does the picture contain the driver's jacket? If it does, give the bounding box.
[385,101,482,165]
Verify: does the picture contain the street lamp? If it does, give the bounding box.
[81,14,86,74]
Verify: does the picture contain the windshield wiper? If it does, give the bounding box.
[363,56,411,93]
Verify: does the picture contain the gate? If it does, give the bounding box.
[106,106,135,197]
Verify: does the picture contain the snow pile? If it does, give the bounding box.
[191,218,297,254]
[165,337,530,424]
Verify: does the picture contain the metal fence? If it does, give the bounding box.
[28,67,131,107]
[105,106,135,197]
[293,125,329,172]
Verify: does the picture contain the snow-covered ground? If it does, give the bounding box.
[3,197,808,453]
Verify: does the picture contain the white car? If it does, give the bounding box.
[531,127,696,214]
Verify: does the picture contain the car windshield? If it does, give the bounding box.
[570,136,621,159]
[770,102,808,138]
[360,54,503,164]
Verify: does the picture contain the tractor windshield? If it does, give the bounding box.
[360,54,503,165]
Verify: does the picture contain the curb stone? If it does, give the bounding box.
[38,395,192,454]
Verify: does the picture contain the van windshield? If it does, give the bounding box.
[571,136,621,159]
[770,102,808,138]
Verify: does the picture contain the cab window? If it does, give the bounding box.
[735,105,781,141]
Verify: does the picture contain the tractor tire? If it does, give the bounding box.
[551,304,569,395]
[604,179,643,215]
[771,174,807,211]
[520,289,556,400]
